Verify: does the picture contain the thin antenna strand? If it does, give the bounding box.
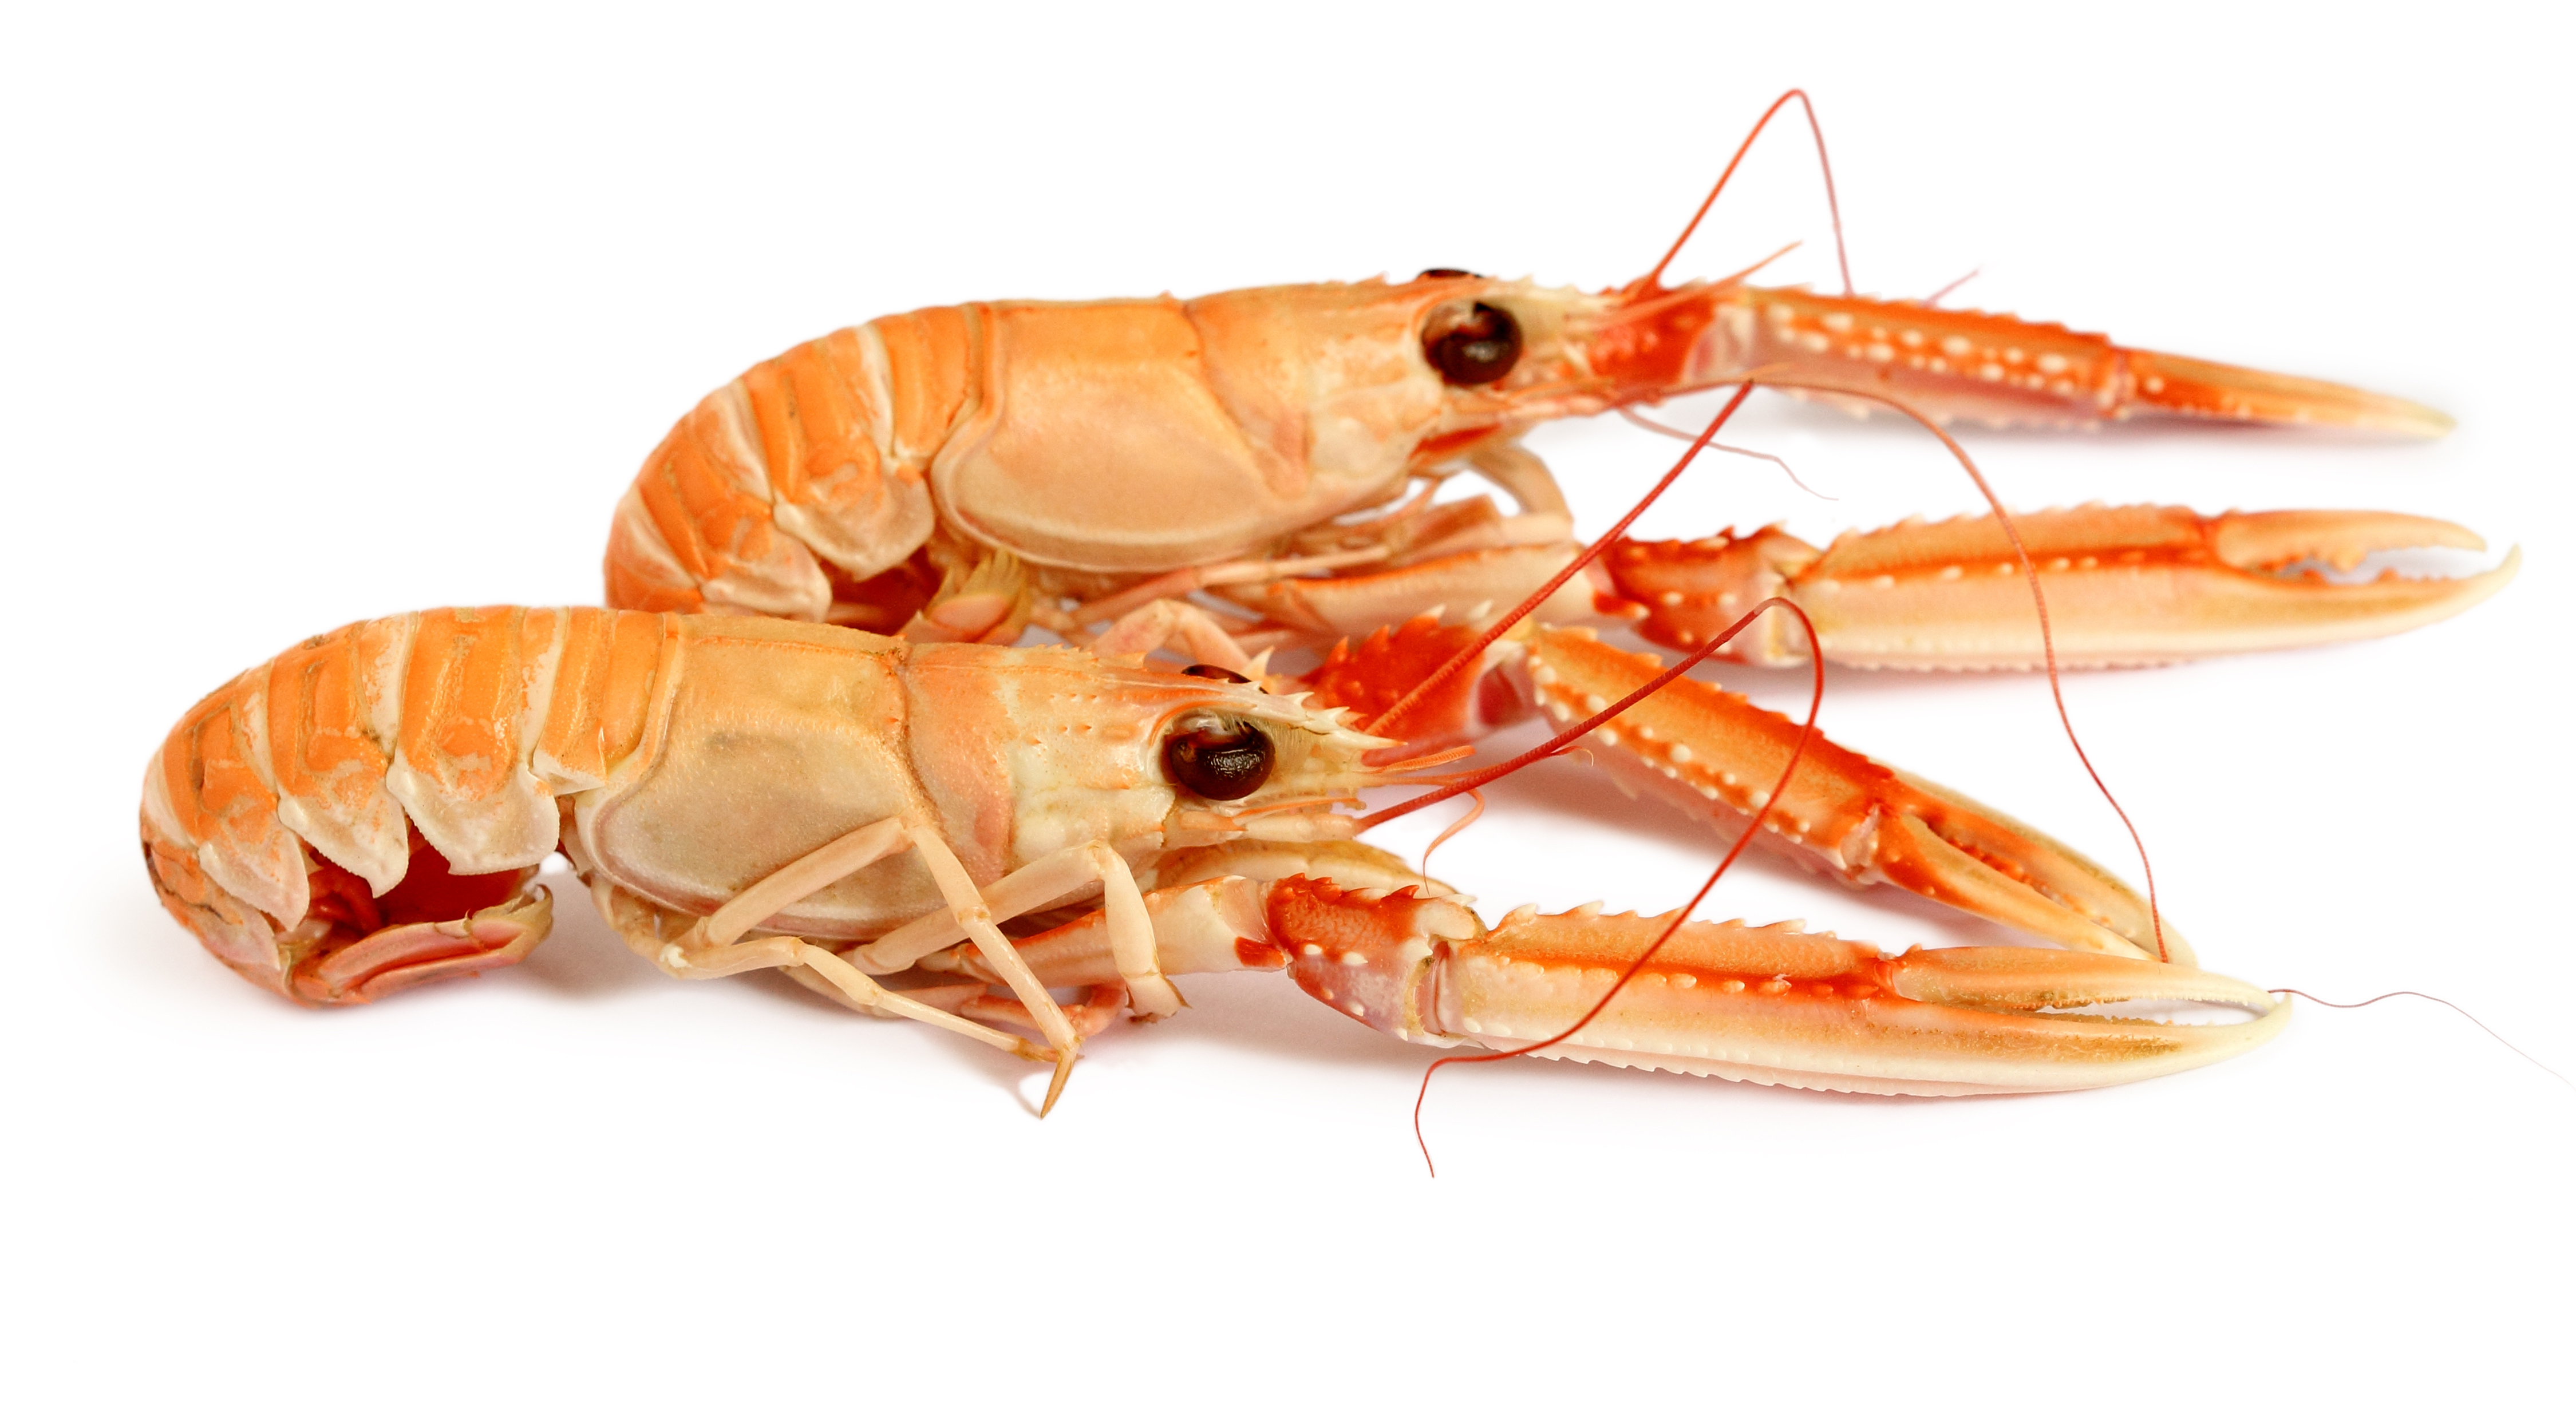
[1616,406,1834,501]
[1362,385,1756,741]
[1750,382,2172,965]
[1409,597,1826,1176]
[1925,267,1981,306]
[1642,89,1854,298]
[1417,790,1484,881]
[2270,988,2575,1094]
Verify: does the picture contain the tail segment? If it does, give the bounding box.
[140,607,669,1004]
[606,312,962,620]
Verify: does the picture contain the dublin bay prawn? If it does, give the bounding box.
[140,605,2288,1113]
[605,92,2508,680]
[594,94,2516,984]
[139,95,2513,1114]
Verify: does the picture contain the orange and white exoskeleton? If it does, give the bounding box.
[141,607,2289,1110]
[599,228,2516,966]
[145,102,2520,1109]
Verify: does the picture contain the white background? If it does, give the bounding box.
[5,3,2570,1416]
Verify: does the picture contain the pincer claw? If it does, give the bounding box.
[1265,877,2286,1097]
[2120,348,2455,436]
[1605,505,2518,671]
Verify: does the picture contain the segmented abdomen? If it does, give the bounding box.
[140,607,671,1000]
[605,306,978,620]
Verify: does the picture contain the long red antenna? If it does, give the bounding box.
[1640,89,1854,298]
[1764,382,2171,964]
[1361,383,1756,741]
[1614,406,1835,501]
[1402,597,1825,1176]
[2269,989,2574,1094]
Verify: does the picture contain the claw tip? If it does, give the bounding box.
[1040,1052,1076,1117]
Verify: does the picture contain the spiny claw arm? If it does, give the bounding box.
[1278,616,2181,960]
[1265,877,2285,1096]
[889,846,2281,1096]
[1602,505,2517,670]
[1511,626,2185,962]
[1646,284,2451,436]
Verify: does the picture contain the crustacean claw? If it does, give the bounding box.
[1262,877,2284,1095]
[1616,284,2455,437]
[2119,348,2455,437]
[1284,617,2184,962]
[1601,505,2519,670]
[1508,626,2185,962]
[1297,613,1528,759]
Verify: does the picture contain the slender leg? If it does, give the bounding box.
[673,818,911,967]
[899,829,1085,1114]
[627,863,1044,1064]
[952,983,1131,1039]
[1085,599,1257,675]
[853,840,1186,1019]
[758,936,1047,1062]
[1069,548,1389,627]
[797,960,1131,1051]
[650,814,1089,1113]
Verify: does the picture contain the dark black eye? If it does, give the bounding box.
[1423,301,1521,386]
[1182,663,1250,683]
[1417,267,1479,280]
[1163,719,1275,801]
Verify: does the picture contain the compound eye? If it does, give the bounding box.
[1162,719,1276,802]
[1422,301,1522,386]
[1182,663,1251,684]
[1417,267,1479,280]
